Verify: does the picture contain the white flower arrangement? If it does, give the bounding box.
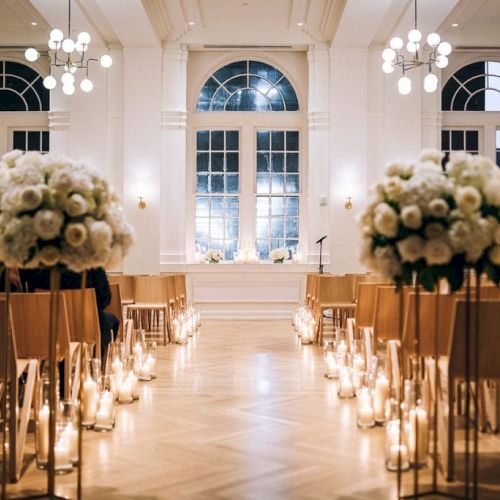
[269,247,289,263]
[358,149,500,290]
[205,249,223,263]
[0,150,134,272]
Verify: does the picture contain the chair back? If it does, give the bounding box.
[60,289,101,355]
[355,283,387,329]
[353,273,389,301]
[165,275,177,309]
[108,274,135,303]
[173,274,187,307]
[449,300,500,380]
[317,275,353,305]
[372,286,405,342]
[105,283,123,340]
[402,292,456,357]
[9,293,70,360]
[134,275,169,304]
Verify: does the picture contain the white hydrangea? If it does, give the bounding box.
[0,215,38,267]
[397,235,424,263]
[373,246,401,279]
[455,185,482,213]
[424,222,446,239]
[418,149,444,165]
[484,178,500,206]
[384,176,404,201]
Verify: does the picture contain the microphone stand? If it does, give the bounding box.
[318,240,324,274]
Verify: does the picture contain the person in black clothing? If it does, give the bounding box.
[20,267,119,359]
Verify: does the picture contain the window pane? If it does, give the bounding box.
[211,131,224,150]
[211,174,224,193]
[441,130,450,151]
[286,131,299,151]
[27,131,40,151]
[226,131,239,150]
[271,131,284,151]
[466,131,478,151]
[226,152,239,172]
[226,197,239,217]
[271,197,284,215]
[285,196,299,216]
[196,175,209,193]
[225,218,239,238]
[257,130,270,150]
[197,152,209,172]
[13,131,25,150]
[41,131,49,152]
[271,217,284,238]
[211,218,224,238]
[256,239,270,259]
[211,197,224,217]
[196,218,209,239]
[257,174,270,193]
[256,196,269,216]
[226,174,238,193]
[285,218,299,238]
[285,174,299,193]
[256,218,269,238]
[286,153,299,172]
[257,153,270,172]
[451,130,464,150]
[211,152,224,172]
[271,174,284,193]
[271,153,284,172]
[197,130,209,150]
[196,196,209,217]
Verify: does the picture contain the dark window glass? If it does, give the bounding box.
[13,131,25,150]
[211,131,224,150]
[213,61,247,83]
[197,77,219,111]
[225,152,239,172]
[211,152,224,172]
[466,131,479,151]
[225,89,270,111]
[197,130,209,150]
[226,131,238,150]
[5,75,25,94]
[442,78,459,111]
[276,78,299,111]
[0,90,26,111]
[225,75,247,95]
[257,130,270,150]
[454,62,485,83]
[441,130,450,151]
[452,88,469,111]
[196,152,209,172]
[466,75,486,94]
[211,88,230,111]
[271,131,284,151]
[451,130,464,150]
[271,152,284,172]
[23,87,40,111]
[249,61,283,83]
[286,131,299,151]
[27,131,40,150]
[467,90,485,111]
[42,131,49,152]
[5,61,38,82]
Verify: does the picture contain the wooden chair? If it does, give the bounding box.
[444,299,500,481]
[127,276,170,345]
[105,283,123,341]
[108,274,135,305]
[173,274,187,310]
[8,293,71,482]
[315,275,356,343]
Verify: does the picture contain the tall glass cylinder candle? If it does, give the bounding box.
[409,402,429,468]
[357,387,375,428]
[324,342,338,379]
[373,373,390,424]
[338,366,355,399]
[36,378,50,469]
[61,400,79,465]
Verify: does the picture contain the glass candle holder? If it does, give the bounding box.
[60,400,79,465]
[81,359,100,428]
[385,400,410,472]
[36,377,50,469]
[324,342,338,379]
[177,313,189,344]
[335,339,348,358]
[145,342,157,379]
[357,387,375,429]
[94,377,115,432]
[409,401,429,469]
[53,424,73,474]
[338,366,355,399]
[373,367,390,425]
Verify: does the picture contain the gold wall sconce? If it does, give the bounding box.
[344,196,353,210]
[138,197,146,209]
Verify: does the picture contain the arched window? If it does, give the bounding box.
[442,61,500,111]
[441,60,500,166]
[0,60,49,112]
[197,60,299,112]
[192,59,303,261]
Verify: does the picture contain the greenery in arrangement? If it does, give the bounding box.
[269,248,289,263]
[0,150,134,271]
[358,149,500,291]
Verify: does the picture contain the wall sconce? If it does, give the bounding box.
[344,197,353,210]
[138,197,146,209]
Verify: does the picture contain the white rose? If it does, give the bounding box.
[1,188,22,213]
[1,149,23,167]
[48,168,75,192]
[397,235,424,263]
[64,223,88,247]
[418,149,444,165]
[20,185,43,211]
[401,205,422,230]
[87,219,113,251]
[384,177,403,200]
[424,222,446,239]
[385,161,406,177]
[489,245,500,265]
[374,203,399,238]
[484,179,500,206]
[455,186,482,213]
[424,239,453,265]
[64,193,88,217]
[357,210,375,236]
[38,245,61,267]
[373,246,401,279]
[449,220,471,252]
[428,198,449,218]
[33,209,64,240]
[414,160,442,175]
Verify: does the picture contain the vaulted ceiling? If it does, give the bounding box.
[0,0,498,51]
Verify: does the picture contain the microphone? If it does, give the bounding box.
[316,235,327,244]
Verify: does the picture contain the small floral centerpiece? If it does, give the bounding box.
[269,248,289,263]
[358,149,500,291]
[205,248,223,263]
[0,150,134,271]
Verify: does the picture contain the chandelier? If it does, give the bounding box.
[381,0,452,95]
[24,0,112,95]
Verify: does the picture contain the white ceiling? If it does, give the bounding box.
[0,0,498,51]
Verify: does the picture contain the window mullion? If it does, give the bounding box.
[239,124,255,252]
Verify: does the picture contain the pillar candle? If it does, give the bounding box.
[325,351,338,378]
[63,422,78,463]
[388,444,409,470]
[82,377,98,424]
[358,405,374,426]
[54,439,70,469]
[373,375,390,421]
[118,380,132,403]
[409,407,428,464]
[336,340,347,356]
[37,404,50,462]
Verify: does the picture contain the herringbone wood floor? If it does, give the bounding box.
[6,320,500,499]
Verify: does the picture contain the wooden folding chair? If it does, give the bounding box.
[127,276,170,345]
[173,274,187,310]
[8,293,71,482]
[107,274,135,305]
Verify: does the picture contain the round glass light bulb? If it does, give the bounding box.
[423,73,438,93]
[75,41,87,53]
[24,47,39,62]
[61,72,75,85]
[43,75,57,90]
[435,55,449,69]
[390,37,404,50]
[406,41,419,54]
[61,38,75,53]
[48,38,58,50]
[408,29,422,42]
[62,84,75,96]
[100,54,113,68]
[382,61,394,74]
[426,32,441,47]
[398,76,412,95]
[77,31,91,45]
[437,41,452,56]
[50,28,64,42]
[80,78,93,93]
[382,48,396,62]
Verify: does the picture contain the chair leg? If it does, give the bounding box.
[447,378,455,482]
[9,362,18,482]
[162,309,167,346]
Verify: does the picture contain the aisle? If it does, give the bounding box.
[11,320,395,499]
